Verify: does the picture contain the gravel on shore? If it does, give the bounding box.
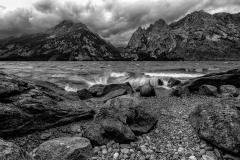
[8,88,240,160]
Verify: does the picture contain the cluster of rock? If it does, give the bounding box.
[0,71,158,159]
[1,69,240,159]
[171,68,240,97]
[122,10,240,61]
[170,69,240,157]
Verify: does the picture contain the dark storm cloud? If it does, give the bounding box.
[33,0,57,13]
[0,8,35,38]
[0,0,240,45]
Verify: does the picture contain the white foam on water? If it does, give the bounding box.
[65,85,78,92]
[145,73,204,78]
[110,72,127,77]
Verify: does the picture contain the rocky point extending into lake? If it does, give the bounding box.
[0,68,240,160]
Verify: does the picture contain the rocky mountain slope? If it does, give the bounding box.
[0,20,121,61]
[121,10,240,61]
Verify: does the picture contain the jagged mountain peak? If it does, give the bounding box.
[45,20,89,36]
[154,19,167,26]
[170,10,216,29]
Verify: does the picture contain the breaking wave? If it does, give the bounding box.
[64,71,204,92]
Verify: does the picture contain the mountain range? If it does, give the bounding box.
[122,10,240,61]
[0,10,240,61]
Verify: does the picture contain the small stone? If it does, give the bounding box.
[223,154,240,160]
[213,149,221,158]
[120,144,130,148]
[93,146,100,154]
[189,155,197,160]
[102,149,107,154]
[140,155,146,160]
[178,147,185,154]
[123,154,128,159]
[150,154,156,160]
[70,124,81,133]
[108,148,112,153]
[40,132,52,140]
[205,146,213,151]
[200,144,207,149]
[130,149,134,153]
[172,154,178,159]
[146,154,151,159]
[141,145,149,153]
[121,148,129,154]
[154,129,159,133]
[202,155,215,160]
[130,153,136,159]
[101,145,107,149]
[206,151,217,159]
[113,143,119,149]
[130,142,137,148]
[199,149,206,155]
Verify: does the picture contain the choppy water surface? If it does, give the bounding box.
[0,61,239,91]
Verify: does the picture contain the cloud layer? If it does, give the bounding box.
[0,0,240,46]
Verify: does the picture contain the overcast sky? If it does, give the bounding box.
[0,0,240,46]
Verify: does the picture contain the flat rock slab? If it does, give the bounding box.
[189,99,240,156]
[83,97,158,146]
[0,71,94,137]
[34,137,92,160]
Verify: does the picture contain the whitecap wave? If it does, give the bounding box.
[145,73,204,78]
[64,85,78,92]
[110,72,127,77]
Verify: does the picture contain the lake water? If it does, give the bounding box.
[0,61,239,91]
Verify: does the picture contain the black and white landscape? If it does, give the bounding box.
[1,0,240,160]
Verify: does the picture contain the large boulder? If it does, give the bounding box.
[83,97,158,146]
[139,84,156,97]
[199,85,218,96]
[172,69,240,96]
[88,82,134,97]
[220,85,239,97]
[0,72,94,137]
[0,139,33,160]
[167,78,181,88]
[34,137,92,160]
[189,100,240,156]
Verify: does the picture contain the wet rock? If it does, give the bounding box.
[0,138,33,160]
[199,85,218,96]
[168,78,181,88]
[88,82,134,97]
[140,84,156,97]
[172,69,240,96]
[220,85,239,97]
[83,97,158,146]
[77,88,93,100]
[34,137,92,160]
[95,89,127,102]
[189,100,240,156]
[0,72,94,137]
